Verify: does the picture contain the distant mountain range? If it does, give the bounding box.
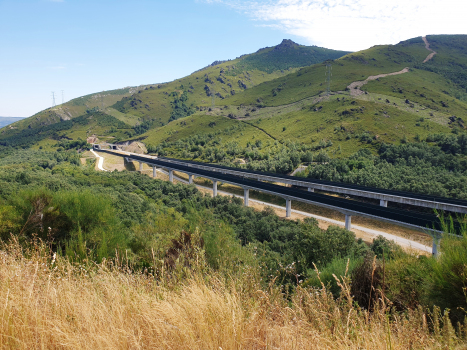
[0,117,24,129]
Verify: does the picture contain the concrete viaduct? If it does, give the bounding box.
[94,144,467,254]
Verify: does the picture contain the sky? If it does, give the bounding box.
[1,0,466,118]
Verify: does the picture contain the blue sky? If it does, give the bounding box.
[1,0,465,118]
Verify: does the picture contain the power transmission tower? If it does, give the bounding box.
[325,63,332,96]
[61,90,64,105]
[51,92,56,107]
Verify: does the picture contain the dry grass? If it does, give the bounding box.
[0,241,464,349]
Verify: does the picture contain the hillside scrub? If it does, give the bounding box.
[1,149,467,339]
[306,141,467,199]
[0,149,366,281]
[150,134,323,175]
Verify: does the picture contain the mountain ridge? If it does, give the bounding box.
[0,35,466,157]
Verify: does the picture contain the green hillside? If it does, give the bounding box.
[137,36,465,156]
[1,35,466,174]
[0,87,136,148]
[0,39,349,150]
[228,39,350,74]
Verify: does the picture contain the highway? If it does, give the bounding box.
[98,148,459,238]
[157,156,467,214]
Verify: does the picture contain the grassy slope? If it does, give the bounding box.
[2,36,466,154]
[224,41,429,107]
[141,114,274,150]
[0,41,349,147]
[103,42,350,125]
[0,87,135,142]
[138,36,462,156]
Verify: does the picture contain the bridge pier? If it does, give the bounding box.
[189,174,193,184]
[286,199,292,218]
[139,162,143,172]
[152,166,157,178]
[244,188,249,207]
[380,200,388,207]
[169,170,174,183]
[345,215,352,230]
[213,180,218,197]
[308,188,314,192]
[432,236,440,257]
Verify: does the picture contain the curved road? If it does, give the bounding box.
[91,150,107,171]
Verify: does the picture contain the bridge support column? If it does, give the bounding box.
[169,170,174,183]
[286,199,291,218]
[152,166,157,178]
[213,181,218,197]
[432,237,440,257]
[345,215,352,231]
[244,189,249,207]
[139,162,143,172]
[380,200,388,207]
[308,188,314,192]
[189,174,193,184]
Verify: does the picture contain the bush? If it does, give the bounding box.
[371,235,403,259]
[305,256,362,297]
[425,231,467,323]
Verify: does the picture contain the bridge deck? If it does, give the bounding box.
[99,149,458,234]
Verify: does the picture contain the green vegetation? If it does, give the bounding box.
[417,35,467,96]
[305,141,467,199]
[228,39,350,74]
[2,35,467,344]
[0,110,132,148]
[2,35,467,159]
[168,90,196,122]
[0,150,466,329]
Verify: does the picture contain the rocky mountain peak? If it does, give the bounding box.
[274,39,299,50]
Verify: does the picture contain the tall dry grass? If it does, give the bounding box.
[0,241,465,349]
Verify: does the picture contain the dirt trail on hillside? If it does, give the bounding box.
[422,36,437,63]
[347,67,410,96]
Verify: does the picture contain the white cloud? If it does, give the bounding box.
[203,0,467,51]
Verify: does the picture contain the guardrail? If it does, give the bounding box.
[156,156,467,214]
[99,149,457,247]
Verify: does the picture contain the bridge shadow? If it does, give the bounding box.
[124,159,136,171]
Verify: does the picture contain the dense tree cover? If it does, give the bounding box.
[0,120,74,148]
[55,139,90,151]
[306,141,467,199]
[133,120,153,136]
[168,91,196,122]
[73,111,130,129]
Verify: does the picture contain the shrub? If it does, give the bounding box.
[425,231,467,323]
[371,235,403,259]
